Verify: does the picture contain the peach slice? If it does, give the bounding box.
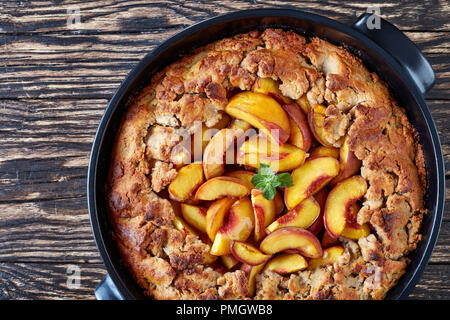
[251,189,276,242]
[307,189,327,235]
[241,262,266,297]
[341,223,370,240]
[228,118,253,132]
[204,251,219,264]
[321,231,340,248]
[282,103,312,152]
[296,95,311,115]
[266,197,320,233]
[225,91,290,145]
[324,175,368,238]
[314,186,329,209]
[221,254,240,269]
[210,233,231,255]
[191,127,205,163]
[309,145,339,160]
[170,144,191,169]
[231,241,272,266]
[168,162,204,202]
[203,114,231,144]
[225,171,255,189]
[210,197,255,256]
[202,128,237,180]
[195,176,250,201]
[238,135,306,172]
[289,118,307,152]
[308,104,334,147]
[284,156,339,209]
[205,197,236,241]
[274,191,284,216]
[200,114,232,146]
[340,203,370,240]
[263,253,308,275]
[191,116,231,161]
[308,245,344,269]
[329,135,362,186]
[252,77,291,105]
[173,215,199,237]
[259,227,323,258]
[180,203,207,233]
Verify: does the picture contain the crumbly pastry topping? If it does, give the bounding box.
[106,29,426,300]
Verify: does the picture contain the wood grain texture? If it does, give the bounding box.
[0,0,448,300]
[0,197,101,264]
[1,0,449,33]
[0,262,447,300]
[1,31,448,100]
[0,263,106,300]
[0,196,449,264]
[401,264,450,300]
[1,99,449,202]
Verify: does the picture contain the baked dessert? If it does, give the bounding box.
[106,29,427,300]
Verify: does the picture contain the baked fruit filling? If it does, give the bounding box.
[163,80,369,287]
[107,29,426,300]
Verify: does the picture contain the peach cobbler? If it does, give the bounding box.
[106,29,426,299]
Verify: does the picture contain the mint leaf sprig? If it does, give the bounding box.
[251,163,294,200]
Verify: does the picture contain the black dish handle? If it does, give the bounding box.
[352,13,435,95]
[95,274,124,300]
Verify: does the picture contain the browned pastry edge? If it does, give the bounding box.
[105,29,426,300]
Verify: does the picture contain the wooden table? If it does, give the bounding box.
[0,0,448,300]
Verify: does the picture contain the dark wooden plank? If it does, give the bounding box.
[0,261,447,299]
[0,197,102,263]
[0,99,105,201]
[431,220,450,263]
[407,32,450,55]
[0,0,449,34]
[0,0,448,300]
[0,34,448,99]
[2,99,447,202]
[1,30,447,59]
[0,194,448,264]
[409,264,450,300]
[425,55,450,100]
[427,100,450,177]
[0,98,448,268]
[0,262,105,299]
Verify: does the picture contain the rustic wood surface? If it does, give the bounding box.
[0,0,448,300]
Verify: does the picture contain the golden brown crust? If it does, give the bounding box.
[217,270,250,300]
[151,161,177,193]
[106,29,426,300]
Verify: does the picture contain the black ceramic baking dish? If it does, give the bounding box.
[87,9,445,300]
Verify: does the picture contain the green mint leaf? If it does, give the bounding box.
[262,184,276,200]
[266,174,278,184]
[255,182,266,190]
[277,173,294,188]
[251,164,294,200]
[271,179,281,188]
[251,174,266,187]
[258,163,273,176]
